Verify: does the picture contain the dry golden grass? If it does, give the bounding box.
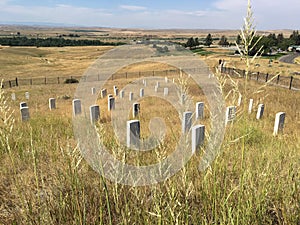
[0,46,113,80]
[295,56,300,64]
[0,41,300,224]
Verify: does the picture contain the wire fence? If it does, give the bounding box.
[1,67,299,91]
[221,67,300,91]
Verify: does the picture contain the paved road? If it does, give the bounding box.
[279,52,300,64]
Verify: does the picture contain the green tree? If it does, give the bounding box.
[236,34,242,45]
[204,33,213,47]
[186,37,196,49]
[218,35,229,46]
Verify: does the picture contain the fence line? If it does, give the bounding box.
[221,67,299,91]
[1,67,299,91]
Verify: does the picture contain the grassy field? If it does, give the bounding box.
[0,46,113,80]
[0,42,299,224]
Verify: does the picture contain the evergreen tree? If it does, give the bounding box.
[236,34,242,45]
[218,35,229,46]
[204,34,213,47]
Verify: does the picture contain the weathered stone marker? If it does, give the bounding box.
[140,88,144,97]
[132,102,140,117]
[91,87,96,95]
[156,81,160,88]
[182,111,193,134]
[192,125,205,154]
[154,85,158,92]
[90,105,100,123]
[114,86,119,96]
[248,99,254,114]
[273,112,286,135]
[165,77,168,83]
[120,90,125,98]
[72,99,82,116]
[256,104,264,120]
[25,92,30,100]
[101,89,107,98]
[164,87,168,96]
[196,102,204,120]
[225,106,236,124]
[20,102,27,109]
[127,120,140,148]
[11,93,16,101]
[129,92,133,101]
[49,98,56,110]
[108,97,115,111]
[20,106,30,121]
[181,94,186,105]
[237,95,242,107]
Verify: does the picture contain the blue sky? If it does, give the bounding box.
[0,0,299,30]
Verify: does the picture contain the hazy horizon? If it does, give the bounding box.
[0,0,299,30]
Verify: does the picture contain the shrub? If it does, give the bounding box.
[64,78,79,84]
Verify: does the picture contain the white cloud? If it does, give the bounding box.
[165,10,208,17]
[0,4,113,25]
[213,0,247,11]
[120,5,147,11]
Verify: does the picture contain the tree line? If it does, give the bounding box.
[184,30,300,55]
[0,36,126,47]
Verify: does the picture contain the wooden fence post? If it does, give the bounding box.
[265,73,269,82]
[289,76,294,90]
[15,77,18,87]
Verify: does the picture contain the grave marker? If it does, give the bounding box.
[49,98,56,110]
[127,120,140,148]
[132,103,140,117]
[20,106,30,121]
[20,102,27,109]
[182,111,193,134]
[129,92,133,101]
[120,90,125,98]
[114,86,119,96]
[225,106,236,124]
[155,85,158,92]
[90,105,100,123]
[181,94,186,105]
[72,99,82,116]
[192,125,205,154]
[25,92,30,100]
[256,104,264,120]
[140,88,144,97]
[248,99,254,114]
[273,112,286,135]
[11,93,16,101]
[196,102,204,120]
[164,87,168,96]
[165,77,168,83]
[101,89,107,98]
[108,97,115,111]
[237,95,242,107]
[91,87,96,95]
